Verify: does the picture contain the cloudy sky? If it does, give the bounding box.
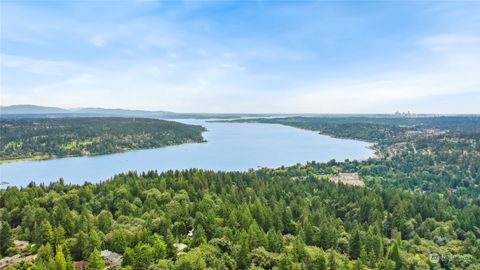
[1,1,479,113]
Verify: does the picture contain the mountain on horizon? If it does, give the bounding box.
[0,104,171,117]
[0,104,70,114]
[0,104,272,119]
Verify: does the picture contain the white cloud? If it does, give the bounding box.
[421,34,480,52]
[90,34,107,47]
[275,34,480,113]
[0,54,77,76]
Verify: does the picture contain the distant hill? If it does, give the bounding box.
[72,108,171,118]
[0,104,275,119]
[1,105,69,114]
[0,105,172,118]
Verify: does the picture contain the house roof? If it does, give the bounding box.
[100,250,123,267]
[174,243,188,252]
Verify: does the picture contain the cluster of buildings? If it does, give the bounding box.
[0,240,123,270]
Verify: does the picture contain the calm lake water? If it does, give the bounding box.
[0,120,374,187]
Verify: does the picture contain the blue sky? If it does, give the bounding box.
[1,1,479,113]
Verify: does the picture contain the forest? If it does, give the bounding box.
[0,118,205,162]
[0,116,479,269]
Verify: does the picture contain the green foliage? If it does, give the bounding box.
[0,117,205,161]
[191,225,207,248]
[54,245,67,270]
[1,116,480,269]
[35,220,53,245]
[314,253,327,270]
[88,248,104,270]
[328,251,337,270]
[349,229,361,260]
[97,210,114,233]
[387,241,402,270]
[124,243,156,270]
[0,221,12,256]
[236,233,251,270]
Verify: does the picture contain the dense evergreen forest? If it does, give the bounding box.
[1,116,479,269]
[0,118,205,162]
[225,116,480,142]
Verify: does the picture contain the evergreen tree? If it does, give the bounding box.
[293,236,306,262]
[53,226,65,247]
[349,229,362,260]
[359,247,368,265]
[165,229,176,259]
[130,243,156,270]
[97,210,113,233]
[54,245,67,270]
[315,252,327,270]
[37,243,54,263]
[373,234,384,259]
[387,241,402,270]
[74,231,90,260]
[278,253,294,270]
[328,251,337,270]
[89,230,102,252]
[152,235,167,260]
[353,260,364,270]
[88,248,104,270]
[48,258,57,270]
[248,222,267,249]
[266,229,283,253]
[0,222,12,256]
[236,233,250,270]
[192,225,207,247]
[36,220,53,245]
[66,254,74,270]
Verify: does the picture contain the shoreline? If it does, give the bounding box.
[0,139,207,164]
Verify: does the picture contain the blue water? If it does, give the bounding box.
[0,120,374,187]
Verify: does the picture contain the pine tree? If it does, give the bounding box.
[387,241,402,270]
[359,247,368,265]
[278,253,294,270]
[53,226,65,247]
[88,248,105,270]
[74,231,90,260]
[152,235,167,260]
[236,232,250,270]
[36,220,53,245]
[315,252,327,270]
[97,210,113,233]
[293,236,306,262]
[66,254,74,270]
[89,230,102,252]
[353,260,364,270]
[49,257,57,270]
[37,243,54,263]
[266,229,283,253]
[165,229,176,259]
[248,222,266,249]
[0,222,12,256]
[328,251,337,270]
[55,245,67,270]
[373,234,384,259]
[349,229,362,259]
[192,225,207,247]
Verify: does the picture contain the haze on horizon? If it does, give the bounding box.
[1,1,479,114]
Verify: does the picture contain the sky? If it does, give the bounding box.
[1,1,479,114]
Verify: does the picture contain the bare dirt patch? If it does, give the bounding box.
[330,173,364,186]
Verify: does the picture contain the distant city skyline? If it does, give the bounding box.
[1,1,480,113]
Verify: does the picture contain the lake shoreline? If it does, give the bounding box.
[0,120,374,187]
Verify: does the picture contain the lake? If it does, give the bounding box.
[0,120,374,187]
